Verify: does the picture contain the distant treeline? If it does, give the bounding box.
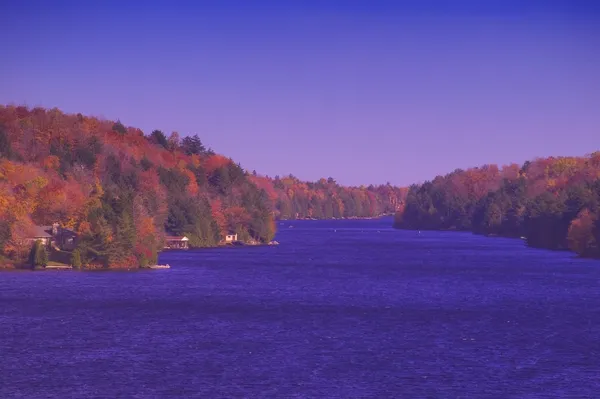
[250,174,406,221]
[394,156,600,258]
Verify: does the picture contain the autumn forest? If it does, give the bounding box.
[394,155,600,259]
[1,105,599,269]
[0,106,405,269]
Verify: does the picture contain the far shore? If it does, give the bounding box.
[278,214,393,221]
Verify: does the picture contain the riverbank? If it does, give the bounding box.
[2,239,281,271]
[280,214,393,221]
[392,224,599,260]
[225,239,280,247]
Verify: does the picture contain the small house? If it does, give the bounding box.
[53,223,77,250]
[164,235,189,250]
[27,223,78,251]
[225,232,238,243]
[57,229,77,250]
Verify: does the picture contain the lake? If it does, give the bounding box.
[2,218,600,398]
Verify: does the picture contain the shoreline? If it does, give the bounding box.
[278,214,393,221]
[1,240,281,271]
[392,225,598,260]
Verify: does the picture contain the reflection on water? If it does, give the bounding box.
[2,218,600,398]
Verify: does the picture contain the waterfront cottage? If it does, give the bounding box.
[51,223,77,250]
[164,235,189,250]
[225,232,238,243]
[29,223,78,251]
[57,229,77,250]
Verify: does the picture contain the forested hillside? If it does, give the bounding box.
[0,105,403,269]
[394,156,600,258]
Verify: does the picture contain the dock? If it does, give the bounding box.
[45,264,73,270]
[148,264,171,269]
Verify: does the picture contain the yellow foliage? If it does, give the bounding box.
[5,218,35,260]
[567,209,597,256]
[0,196,11,216]
[77,221,92,236]
[30,176,48,189]
[93,177,104,197]
[0,159,16,180]
[43,155,60,170]
[63,217,78,230]
[138,217,155,238]
[190,154,201,168]
[547,157,579,177]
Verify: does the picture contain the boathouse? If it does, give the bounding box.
[225,232,238,243]
[164,235,189,250]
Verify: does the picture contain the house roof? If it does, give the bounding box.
[60,228,77,237]
[31,226,52,238]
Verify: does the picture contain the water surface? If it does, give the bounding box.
[2,218,600,398]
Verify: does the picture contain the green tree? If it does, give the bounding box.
[190,165,207,186]
[38,245,49,267]
[524,192,567,249]
[181,134,206,155]
[158,166,190,192]
[105,211,136,266]
[0,221,10,254]
[140,157,153,171]
[49,140,74,176]
[74,138,100,168]
[71,249,82,269]
[150,130,169,149]
[167,197,220,247]
[112,120,127,135]
[0,125,14,159]
[209,166,231,194]
[29,240,48,268]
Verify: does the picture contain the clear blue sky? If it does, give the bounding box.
[2,0,599,186]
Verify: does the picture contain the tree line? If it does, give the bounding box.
[394,157,600,258]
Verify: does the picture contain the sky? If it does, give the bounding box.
[2,0,599,186]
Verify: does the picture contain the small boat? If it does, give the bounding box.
[148,264,170,269]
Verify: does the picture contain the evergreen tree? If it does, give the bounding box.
[181,134,206,155]
[29,240,48,268]
[71,249,82,269]
[38,245,48,267]
[149,130,169,149]
[0,125,14,159]
[112,120,127,135]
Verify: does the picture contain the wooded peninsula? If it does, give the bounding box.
[0,106,405,269]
